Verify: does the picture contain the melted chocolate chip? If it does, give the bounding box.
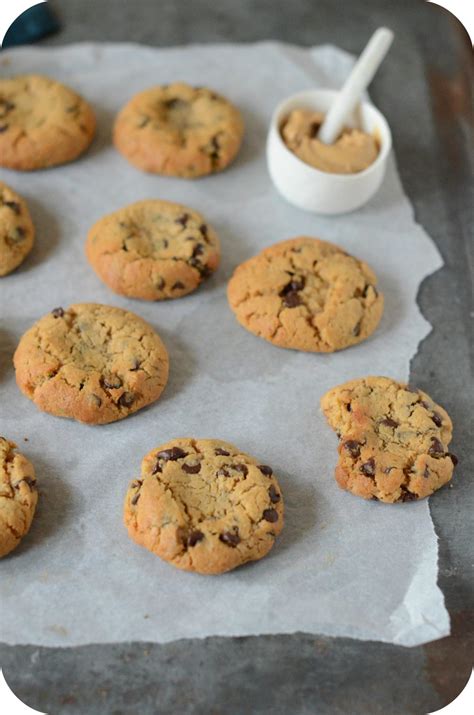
[131,480,143,505]
[188,530,204,547]
[279,277,305,296]
[175,213,189,227]
[262,508,279,523]
[282,292,302,308]
[431,412,443,427]
[13,476,36,490]
[118,391,135,408]
[399,489,417,502]
[219,530,240,547]
[428,438,444,456]
[4,200,20,215]
[51,307,64,318]
[343,440,361,458]
[447,452,458,466]
[268,485,281,503]
[234,464,248,477]
[172,281,185,290]
[380,418,399,428]
[199,224,208,238]
[182,462,201,474]
[192,243,204,258]
[258,465,273,477]
[157,447,187,462]
[102,375,123,389]
[360,458,376,477]
[346,403,352,412]
[215,448,230,456]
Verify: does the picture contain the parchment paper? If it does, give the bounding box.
[0,42,449,647]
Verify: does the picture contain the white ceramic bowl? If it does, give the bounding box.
[266,89,392,215]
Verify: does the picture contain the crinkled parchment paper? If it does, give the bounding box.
[0,43,449,647]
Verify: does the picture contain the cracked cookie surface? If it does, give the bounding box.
[113,82,244,178]
[0,74,96,170]
[227,237,384,352]
[86,199,220,300]
[13,303,169,425]
[0,437,37,557]
[0,181,35,276]
[321,376,457,503]
[124,438,284,574]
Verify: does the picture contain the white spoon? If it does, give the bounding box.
[318,27,394,145]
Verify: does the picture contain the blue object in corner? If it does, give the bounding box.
[2,2,60,48]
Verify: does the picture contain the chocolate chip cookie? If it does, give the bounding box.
[124,438,284,574]
[321,376,457,503]
[0,181,35,276]
[227,237,384,352]
[113,82,244,178]
[0,437,38,557]
[0,74,96,170]
[86,200,220,300]
[14,304,169,425]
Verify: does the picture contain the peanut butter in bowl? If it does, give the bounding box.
[281,109,379,174]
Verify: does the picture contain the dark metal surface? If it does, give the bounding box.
[1,1,472,713]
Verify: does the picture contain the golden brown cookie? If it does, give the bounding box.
[124,438,284,574]
[113,82,244,178]
[321,376,457,503]
[0,181,34,276]
[13,303,169,425]
[0,74,96,170]
[227,237,384,352]
[0,437,38,558]
[86,199,220,300]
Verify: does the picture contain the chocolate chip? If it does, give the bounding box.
[199,224,208,238]
[165,97,186,110]
[13,476,36,490]
[343,440,361,458]
[215,448,230,456]
[182,462,201,474]
[219,530,240,547]
[102,375,123,389]
[360,458,376,477]
[353,320,362,337]
[0,124,9,133]
[187,530,204,547]
[157,447,187,462]
[51,307,65,318]
[172,281,185,290]
[192,243,204,258]
[346,403,352,412]
[362,284,372,298]
[118,392,134,408]
[258,465,273,477]
[217,467,232,477]
[269,485,281,503]
[431,412,443,427]
[262,508,279,522]
[282,291,302,308]
[399,489,417,502]
[380,418,399,428]
[447,452,458,466]
[156,277,165,290]
[4,201,20,215]
[279,277,305,296]
[423,465,430,478]
[234,464,248,477]
[175,213,189,227]
[131,481,143,505]
[428,438,444,456]
[309,121,320,138]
